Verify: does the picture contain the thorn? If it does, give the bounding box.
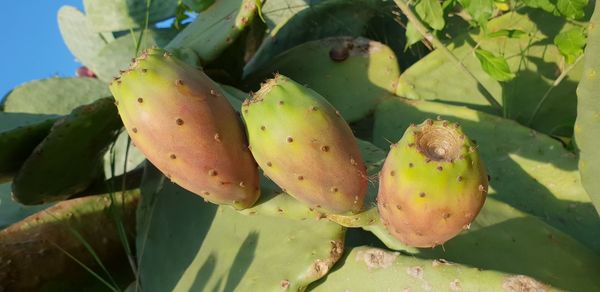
[321,145,330,152]
[175,79,184,86]
[137,97,143,103]
[176,118,184,126]
[287,136,294,143]
[208,169,218,176]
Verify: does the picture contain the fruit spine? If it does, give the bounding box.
[109,48,259,209]
[377,119,488,247]
[242,75,367,214]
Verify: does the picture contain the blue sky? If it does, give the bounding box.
[0,1,85,100]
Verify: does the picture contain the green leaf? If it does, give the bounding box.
[405,21,424,48]
[83,0,178,32]
[474,49,515,81]
[487,29,527,38]
[458,0,493,25]
[3,78,111,115]
[554,28,587,64]
[522,0,556,13]
[556,0,588,19]
[575,0,600,215]
[415,0,445,30]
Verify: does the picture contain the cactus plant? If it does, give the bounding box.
[245,37,400,122]
[1,0,599,290]
[110,48,259,209]
[0,190,139,291]
[377,119,488,247]
[575,0,600,214]
[242,75,367,214]
[12,98,123,204]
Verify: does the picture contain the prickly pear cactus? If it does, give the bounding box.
[110,48,259,209]
[12,98,122,204]
[242,75,367,214]
[377,119,488,247]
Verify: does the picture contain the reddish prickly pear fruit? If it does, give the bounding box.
[377,119,488,247]
[76,66,96,78]
[109,48,259,209]
[241,75,367,214]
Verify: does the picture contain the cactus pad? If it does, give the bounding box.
[12,98,122,204]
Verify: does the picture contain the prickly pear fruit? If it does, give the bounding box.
[377,119,488,247]
[241,75,367,214]
[109,48,259,209]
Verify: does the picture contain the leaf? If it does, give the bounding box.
[405,21,424,48]
[458,0,493,25]
[415,0,445,30]
[474,49,515,81]
[554,28,587,64]
[556,0,588,20]
[395,10,584,137]
[487,29,527,38]
[574,0,600,215]
[521,0,556,13]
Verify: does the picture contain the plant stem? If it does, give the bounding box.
[393,0,503,109]
[527,54,584,126]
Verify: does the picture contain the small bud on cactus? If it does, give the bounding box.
[241,75,368,214]
[377,119,488,247]
[109,48,259,209]
[76,66,96,78]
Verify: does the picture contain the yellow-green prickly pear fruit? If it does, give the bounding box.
[242,75,367,214]
[377,119,488,247]
[109,48,259,209]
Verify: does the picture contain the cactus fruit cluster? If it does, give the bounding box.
[2,0,600,290]
[109,48,259,209]
[377,119,488,247]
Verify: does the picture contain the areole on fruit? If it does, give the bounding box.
[109,48,260,209]
[377,119,488,247]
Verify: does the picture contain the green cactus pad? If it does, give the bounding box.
[83,0,178,32]
[377,119,488,247]
[183,0,215,12]
[366,197,600,290]
[0,183,53,230]
[0,112,57,182]
[574,0,600,214]
[3,77,111,115]
[166,0,257,64]
[310,246,558,291]
[136,166,346,291]
[396,10,583,137]
[242,75,368,214]
[93,29,178,82]
[110,48,259,209]
[373,96,600,253]
[58,6,111,72]
[244,0,385,75]
[0,190,138,291]
[12,98,123,204]
[103,130,146,178]
[245,37,400,122]
[219,84,246,110]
